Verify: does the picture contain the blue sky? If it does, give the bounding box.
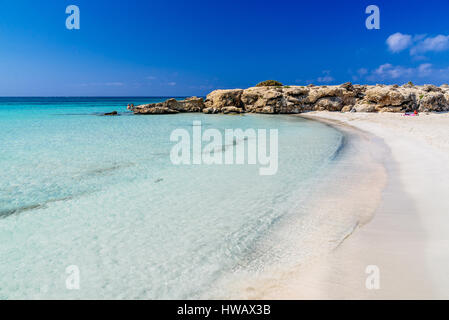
[1,0,449,96]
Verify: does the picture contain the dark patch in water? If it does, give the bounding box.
[73,163,134,180]
[217,137,247,153]
[155,178,164,183]
[0,204,43,219]
[329,134,347,161]
[53,113,94,116]
[151,152,169,157]
[0,196,72,219]
[86,165,122,175]
[52,112,134,116]
[308,118,348,161]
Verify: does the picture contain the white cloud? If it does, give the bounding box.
[352,68,368,81]
[167,82,177,86]
[386,33,413,53]
[417,63,433,77]
[317,76,334,82]
[411,34,449,55]
[362,63,449,82]
[372,63,413,79]
[358,68,368,76]
[387,33,449,56]
[317,71,334,83]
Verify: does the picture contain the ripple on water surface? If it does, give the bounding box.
[0,100,343,299]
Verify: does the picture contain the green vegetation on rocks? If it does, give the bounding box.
[255,80,283,87]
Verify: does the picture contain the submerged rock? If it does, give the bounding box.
[204,89,244,113]
[103,111,118,116]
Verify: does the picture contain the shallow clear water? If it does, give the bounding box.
[0,98,343,299]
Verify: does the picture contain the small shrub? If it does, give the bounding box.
[408,81,414,86]
[255,80,283,87]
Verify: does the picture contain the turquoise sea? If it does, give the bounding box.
[0,97,344,299]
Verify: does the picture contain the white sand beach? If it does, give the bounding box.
[229,112,449,299]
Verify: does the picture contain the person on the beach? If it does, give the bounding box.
[403,110,419,116]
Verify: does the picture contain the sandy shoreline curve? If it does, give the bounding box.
[222,111,449,299]
[216,113,389,299]
[271,111,449,299]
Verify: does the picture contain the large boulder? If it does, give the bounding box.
[306,86,356,104]
[241,87,304,113]
[360,86,417,112]
[419,92,449,112]
[364,87,405,106]
[182,97,205,112]
[205,89,244,112]
[314,97,344,111]
[165,97,205,112]
[353,103,377,112]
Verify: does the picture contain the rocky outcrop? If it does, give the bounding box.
[132,97,205,114]
[134,106,179,114]
[131,83,449,114]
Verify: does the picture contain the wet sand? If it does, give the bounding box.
[225,112,449,299]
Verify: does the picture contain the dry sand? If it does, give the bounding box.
[293,112,449,299]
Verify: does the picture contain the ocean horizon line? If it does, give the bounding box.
[0,96,197,98]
